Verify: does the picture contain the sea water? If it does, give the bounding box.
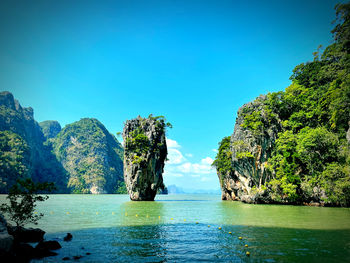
[1,194,350,262]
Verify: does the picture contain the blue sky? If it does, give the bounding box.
[0,0,342,190]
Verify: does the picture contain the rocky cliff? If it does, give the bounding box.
[227,95,281,203]
[0,91,124,194]
[213,2,350,206]
[0,91,67,193]
[39,121,61,139]
[123,116,168,201]
[53,118,124,194]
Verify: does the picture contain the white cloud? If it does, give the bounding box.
[201,157,214,165]
[200,177,212,182]
[166,138,181,149]
[212,149,218,153]
[167,148,186,164]
[163,138,218,189]
[163,172,184,177]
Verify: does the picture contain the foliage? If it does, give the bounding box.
[124,115,171,164]
[0,178,55,227]
[319,163,350,206]
[148,114,173,129]
[53,118,124,194]
[0,131,30,193]
[0,92,68,193]
[212,137,234,185]
[115,181,128,194]
[39,120,61,139]
[215,3,350,205]
[124,128,151,158]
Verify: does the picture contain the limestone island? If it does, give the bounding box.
[122,115,171,201]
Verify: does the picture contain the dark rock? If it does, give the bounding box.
[12,241,58,260]
[0,214,13,254]
[63,233,73,241]
[62,256,70,260]
[7,226,45,243]
[86,252,91,255]
[34,247,58,259]
[73,255,83,260]
[14,242,36,259]
[35,240,61,250]
[123,116,168,201]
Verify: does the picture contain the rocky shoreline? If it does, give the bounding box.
[0,214,90,262]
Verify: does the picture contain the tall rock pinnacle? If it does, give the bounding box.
[122,115,169,201]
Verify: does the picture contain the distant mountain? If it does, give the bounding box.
[0,91,67,193]
[166,184,220,195]
[39,120,61,139]
[52,118,124,194]
[0,91,124,194]
[167,185,185,194]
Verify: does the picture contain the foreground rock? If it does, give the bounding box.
[36,240,62,250]
[123,116,168,201]
[63,233,72,241]
[7,225,45,243]
[0,214,13,255]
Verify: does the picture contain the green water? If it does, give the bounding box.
[1,194,350,262]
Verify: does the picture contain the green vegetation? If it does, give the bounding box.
[0,178,55,227]
[124,128,151,160]
[39,120,61,139]
[214,3,350,206]
[124,115,171,164]
[0,131,29,193]
[53,118,124,194]
[115,181,128,194]
[212,137,234,185]
[264,3,350,205]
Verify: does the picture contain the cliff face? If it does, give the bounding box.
[123,116,167,201]
[39,121,61,139]
[53,118,123,194]
[0,91,67,193]
[228,95,281,202]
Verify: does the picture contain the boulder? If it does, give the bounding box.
[63,233,73,241]
[35,240,61,250]
[13,242,36,260]
[123,116,168,201]
[0,214,13,254]
[7,225,45,243]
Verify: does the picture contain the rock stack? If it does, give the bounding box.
[123,116,168,201]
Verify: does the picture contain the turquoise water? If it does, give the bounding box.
[1,194,350,262]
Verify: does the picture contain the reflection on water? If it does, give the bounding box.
[0,194,349,262]
[29,224,350,262]
[120,200,165,226]
[218,201,350,230]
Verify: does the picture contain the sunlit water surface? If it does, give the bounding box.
[1,194,350,262]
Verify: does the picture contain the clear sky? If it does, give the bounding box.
[0,0,342,190]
